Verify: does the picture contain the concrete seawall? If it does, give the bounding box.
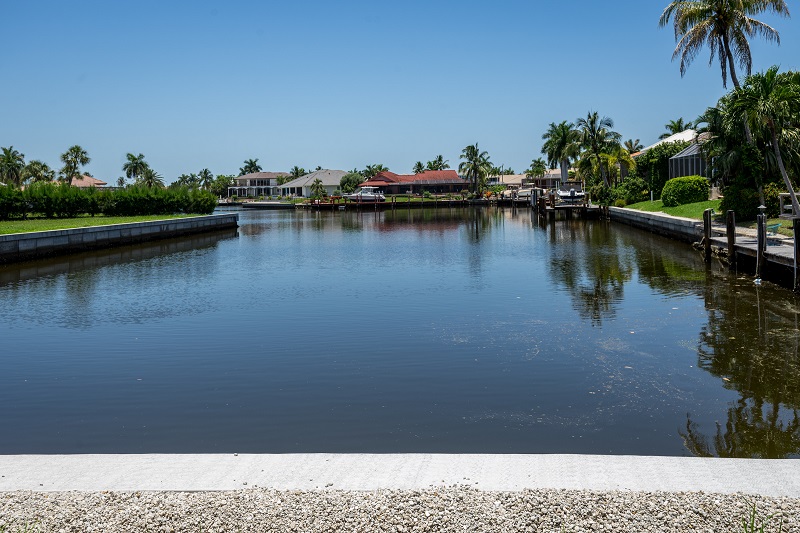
[608,206,702,243]
[0,213,239,264]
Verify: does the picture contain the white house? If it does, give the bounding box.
[280,169,348,197]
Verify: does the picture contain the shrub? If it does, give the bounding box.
[588,184,617,206]
[614,198,627,207]
[615,176,649,205]
[661,176,710,207]
[0,185,26,220]
[762,182,784,218]
[720,184,761,221]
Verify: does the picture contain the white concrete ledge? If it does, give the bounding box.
[1,454,799,497]
[0,214,238,263]
[609,207,702,243]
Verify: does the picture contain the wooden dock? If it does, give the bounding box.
[703,208,799,290]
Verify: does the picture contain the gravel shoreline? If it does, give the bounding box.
[2,488,798,532]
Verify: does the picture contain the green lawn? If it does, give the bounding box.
[624,199,722,220]
[0,214,193,235]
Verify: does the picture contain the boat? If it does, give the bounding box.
[345,186,386,202]
[556,181,585,204]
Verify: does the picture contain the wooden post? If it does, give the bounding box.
[726,210,736,269]
[703,208,713,262]
[756,213,766,278]
[794,217,799,291]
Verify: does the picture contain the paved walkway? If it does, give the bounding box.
[1,454,799,497]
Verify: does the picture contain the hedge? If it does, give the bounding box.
[0,183,217,220]
[661,176,710,207]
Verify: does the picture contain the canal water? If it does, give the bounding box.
[1,207,798,457]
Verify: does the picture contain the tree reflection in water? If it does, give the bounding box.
[682,277,800,458]
[545,219,633,326]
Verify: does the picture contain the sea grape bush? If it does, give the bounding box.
[0,183,217,220]
[661,176,709,207]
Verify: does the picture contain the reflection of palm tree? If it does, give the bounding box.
[547,222,632,325]
[682,400,800,458]
[659,0,789,89]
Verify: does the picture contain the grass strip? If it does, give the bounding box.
[624,199,722,219]
[0,215,193,235]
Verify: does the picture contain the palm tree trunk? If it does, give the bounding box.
[771,128,800,215]
[560,159,568,184]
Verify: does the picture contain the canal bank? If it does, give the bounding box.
[608,206,799,290]
[0,213,238,264]
[1,454,799,532]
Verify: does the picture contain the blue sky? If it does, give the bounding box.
[3,0,798,182]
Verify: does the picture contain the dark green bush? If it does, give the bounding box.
[588,184,617,206]
[25,182,58,218]
[720,184,761,221]
[661,176,710,207]
[762,182,784,218]
[0,185,26,220]
[615,176,649,205]
[7,184,218,219]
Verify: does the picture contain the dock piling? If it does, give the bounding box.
[756,211,766,278]
[703,208,713,263]
[794,218,799,291]
[726,210,736,269]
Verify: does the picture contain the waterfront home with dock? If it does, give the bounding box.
[228,171,288,197]
[359,170,465,195]
[280,169,347,197]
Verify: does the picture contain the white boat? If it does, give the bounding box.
[556,181,585,204]
[345,186,386,202]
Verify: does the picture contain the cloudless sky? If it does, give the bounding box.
[3,0,798,182]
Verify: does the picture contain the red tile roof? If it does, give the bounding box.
[360,170,462,187]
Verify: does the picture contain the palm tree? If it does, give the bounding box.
[541,121,580,183]
[659,117,694,139]
[138,167,165,188]
[730,66,800,214]
[123,153,149,183]
[526,158,547,186]
[413,161,425,174]
[458,143,491,194]
[310,177,326,199]
[23,160,55,184]
[659,0,790,89]
[289,166,306,179]
[363,164,388,179]
[198,168,214,190]
[624,139,644,153]
[426,155,450,171]
[239,158,262,175]
[59,145,90,186]
[0,146,26,187]
[576,112,622,187]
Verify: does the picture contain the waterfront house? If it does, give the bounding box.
[228,171,288,197]
[359,170,465,195]
[280,169,348,197]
